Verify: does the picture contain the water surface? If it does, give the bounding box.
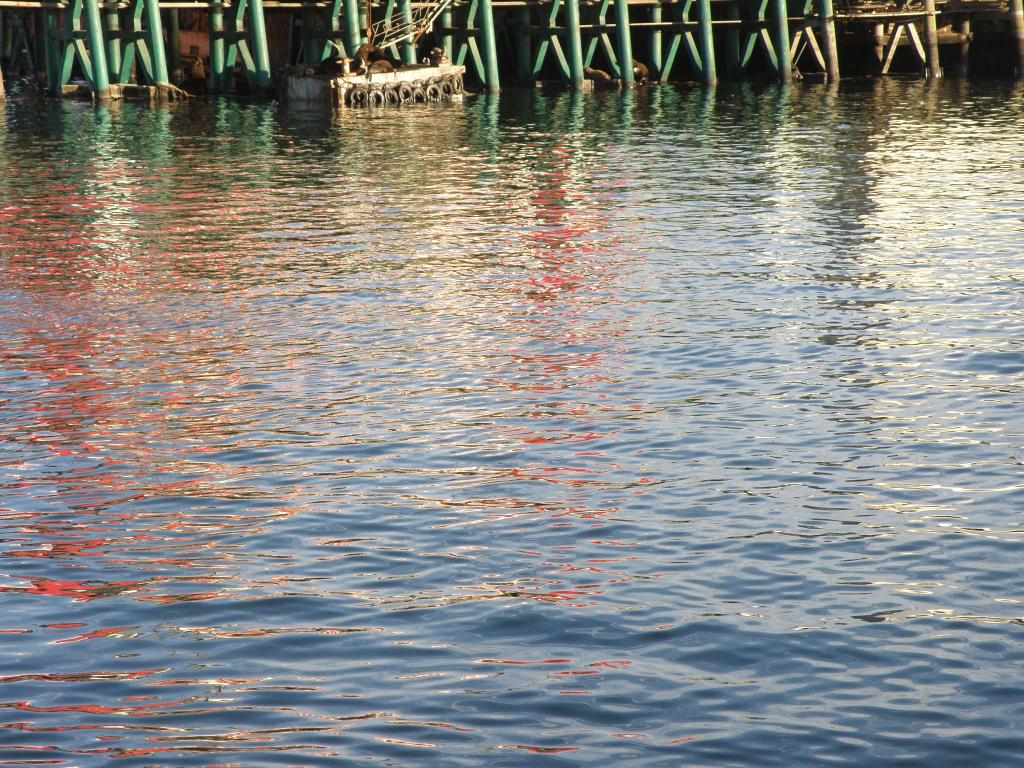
[1,81,1024,766]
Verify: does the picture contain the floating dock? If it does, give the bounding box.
[284,62,465,104]
[1,0,1024,102]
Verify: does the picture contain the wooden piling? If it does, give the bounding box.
[167,9,182,78]
[0,59,5,100]
[873,22,884,65]
[818,0,840,81]
[922,0,942,77]
[1012,0,1024,75]
[958,16,970,76]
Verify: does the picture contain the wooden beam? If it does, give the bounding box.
[905,18,926,64]
[881,22,902,74]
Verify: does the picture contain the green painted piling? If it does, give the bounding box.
[399,0,416,64]
[516,6,532,84]
[301,4,316,63]
[564,0,585,89]
[44,9,59,94]
[84,0,111,97]
[697,0,716,84]
[118,0,137,84]
[725,1,740,77]
[650,3,663,79]
[104,5,122,83]
[440,4,453,59]
[35,11,46,77]
[143,0,168,84]
[60,4,75,89]
[343,0,361,51]
[248,0,273,91]
[320,0,344,60]
[817,0,839,81]
[479,0,500,91]
[210,2,226,92]
[7,15,14,64]
[1,13,9,66]
[772,0,792,83]
[614,0,634,86]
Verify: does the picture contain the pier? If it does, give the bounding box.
[1,0,1024,100]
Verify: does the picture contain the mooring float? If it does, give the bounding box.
[284,45,466,106]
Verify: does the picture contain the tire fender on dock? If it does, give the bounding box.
[349,85,370,106]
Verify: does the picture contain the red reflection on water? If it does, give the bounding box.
[0,204,281,599]
[53,626,136,644]
[0,578,149,601]
[0,670,164,684]
[7,538,114,559]
[589,660,630,669]
[477,658,570,666]
[2,697,190,716]
[137,590,230,605]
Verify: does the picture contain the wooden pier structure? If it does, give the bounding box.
[1,0,1024,100]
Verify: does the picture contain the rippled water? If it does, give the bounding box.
[1,80,1024,766]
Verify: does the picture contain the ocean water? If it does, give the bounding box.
[1,80,1023,766]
